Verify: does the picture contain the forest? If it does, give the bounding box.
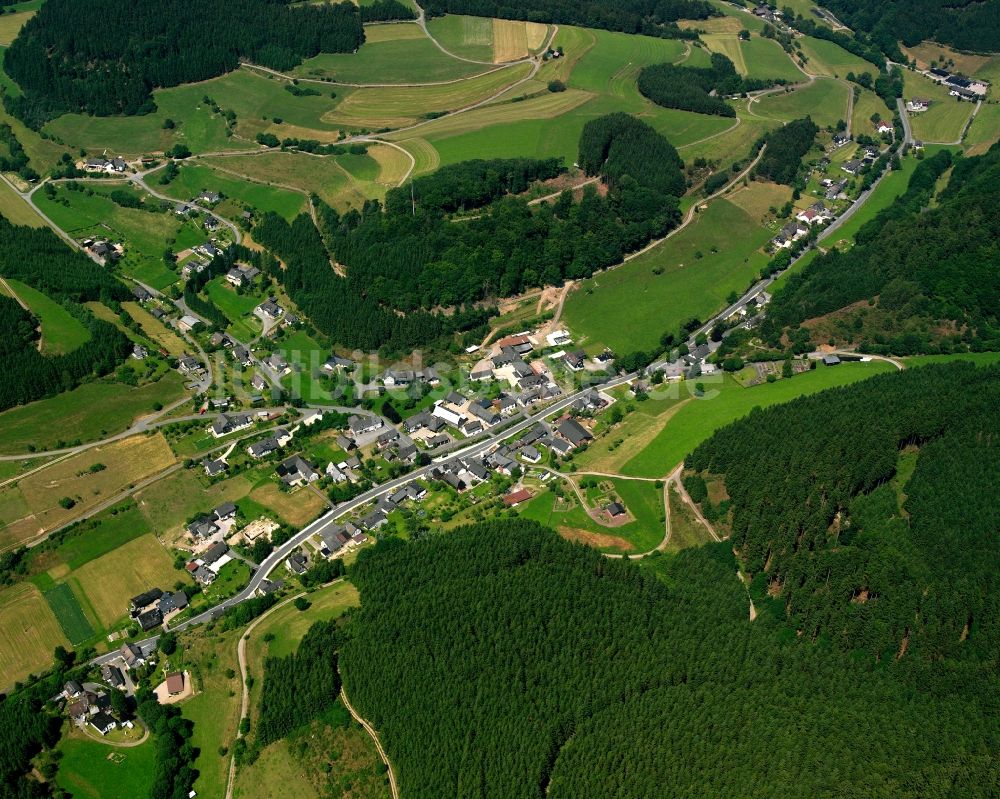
[421,0,714,38]
[637,53,784,117]
[263,114,684,353]
[764,143,1000,354]
[4,0,366,123]
[341,512,998,797]
[384,158,565,215]
[0,672,62,798]
[816,0,1000,52]
[753,116,818,185]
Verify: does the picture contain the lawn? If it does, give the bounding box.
[72,533,183,627]
[798,36,871,78]
[0,373,185,455]
[158,163,305,219]
[199,559,250,604]
[623,362,895,477]
[3,279,91,355]
[0,582,68,688]
[296,22,493,83]
[56,726,158,799]
[562,195,772,354]
[43,582,95,644]
[753,78,850,128]
[902,70,975,143]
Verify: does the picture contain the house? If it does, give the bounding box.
[403,412,431,433]
[336,434,355,451]
[211,412,252,438]
[321,354,355,373]
[470,360,494,381]
[841,159,863,175]
[197,242,221,259]
[197,190,221,204]
[226,265,260,287]
[175,202,196,216]
[520,445,542,464]
[188,563,217,585]
[265,352,290,375]
[165,672,186,696]
[906,98,930,113]
[349,415,383,436]
[822,354,841,366]
[563,350,586,371]
[377,428,400,449]
[214,502,237,521]
[64,680,83,699]
[825,180,848,201]
[462,419,484,436]
[177,316,202,334]
[862,145,881,161]
[129,588,163,614]
[137,608,163,631]
[247,437,280,459]
[426,433,450,449]
[132,285,152,302]
[159,591,189,615]
[256,298,284,319]
[101,664,125,689]
[286,552,308,574]
[277,455,320,487]
[90,712,117,736]
[204,215,219,231]
[186,516,219,540]
[202,542,230,567]
[250,374,269,393]
[546,329,572,347]
[432,403,465,427]
[131,344,148,360]
[494,334,533,355]
[557,418,592,448]
[326,462,347,483]
[796,203,831,226]
[120,643,146,670]
[774,220,807,249]
[232,344,252,367]
[605,501,626,517]
[876,119,893,135]
[503,489,533,507]
[178,356,202,375]
[832,132,850,148]
[383,369,414,387]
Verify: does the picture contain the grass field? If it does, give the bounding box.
[0,9,33,45]
[426,14,494,61]
[0,176,42,226]
[122,301,188,354]
[963,102,1000,154]
[0,582,68,688]
[623,362,894,477]
[753,78,849,128]
[562,194,772,354]
[136,470,252,537]
[0,375,184,455]
[851,87,891,137]
[799,36,871,78]
[3,279,91,355]
[248,482,327,527]
[665,483,714,552]
[902,70,976,143]
[43,582,95,644]
[56,727,158,799]
[740,36,805,82]
[297,23,493,83]
[73,533,182,627]
[902,41,1000,85]
[157,163,305,219]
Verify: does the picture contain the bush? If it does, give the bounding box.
[547,80,567,92]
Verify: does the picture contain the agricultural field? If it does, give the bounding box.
[296,22,495,83]
[0,372,186,455]
[902,70,976,143]
[248,481,328,527]
[562,191,774,355]
[427,14,548,64]
[121,301,188,355]
[1,279,91,355]
[0,177,42,226]
[752,77,850,128]
[963,102,1000,155]
[157,162,306,219]
[42,582,94,644]
[55,726,158,799]
[740,36,805,82]
[799,36,871,78]
[622,361,895,477]
[0,432,176,549]
[0,581,68,688]
[0,8,34,46]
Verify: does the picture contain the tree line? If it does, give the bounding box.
[763,143,1000,354]
[421,0,714,39]
[638,52,787,117]
[754,116,818,184]
[4,0,365,124]
[340,515,998,797]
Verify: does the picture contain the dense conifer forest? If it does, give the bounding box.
[816,0,1000,52]
[754,116,818,184]
[262,114,684,352]
[4,0,366,123]
[422,0,714,38]
[342,484,998,797]
[765,143,1000,354]
[637,54,784,117]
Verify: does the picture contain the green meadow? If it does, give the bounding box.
[156,162,306,219]
[56,731,158,799]
[902,70,976,143]
[799,36,871,78]
[753,78,850,128]
[3,279,91,355]
[426,14,495,61]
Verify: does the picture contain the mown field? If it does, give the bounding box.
[622,362,895,477]
[963,102,1000,155]
[752,77,850,128]
[562,189,774,355]
[0,176,42,226]
[56,726,158,799]
[0,581,68,688]
[799,36,871,78]
[902,70,976,143]
[2,279,91,355]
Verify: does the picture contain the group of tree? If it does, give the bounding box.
[133,687,198,799]
[385,157,565,215]
[763,143,1000,354]
[4,0,367,124]
[0,123,38,181]
[0,672,62,798]
[341,511,998,797]
[754,116,818,184]
[421,0,714,39]
[638,52,785,117]
[259,114,684,354]
[814,0,1000,53]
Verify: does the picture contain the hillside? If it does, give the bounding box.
[342,390,1000,799]
[762,143,1000,355]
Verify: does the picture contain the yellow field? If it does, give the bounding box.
[394,136,441,177]
[491,19,546,62]
[702,33,747,74]
[122,302,188,355]
[526,21,549,51]
[248,482,327,527]
[0,582,69,688]
[0,179,44,227]
[680,15,744,34]
[0,10,34,46]
[725,180,793,223]
[368,142,412,185]
[72,534,180,627]
[902,41,995,76]
[321,62,532,128]
[3,434,176,546]
[363,22,426,43]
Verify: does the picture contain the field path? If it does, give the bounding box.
[241,60,514,89]
[341,685,400,799]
